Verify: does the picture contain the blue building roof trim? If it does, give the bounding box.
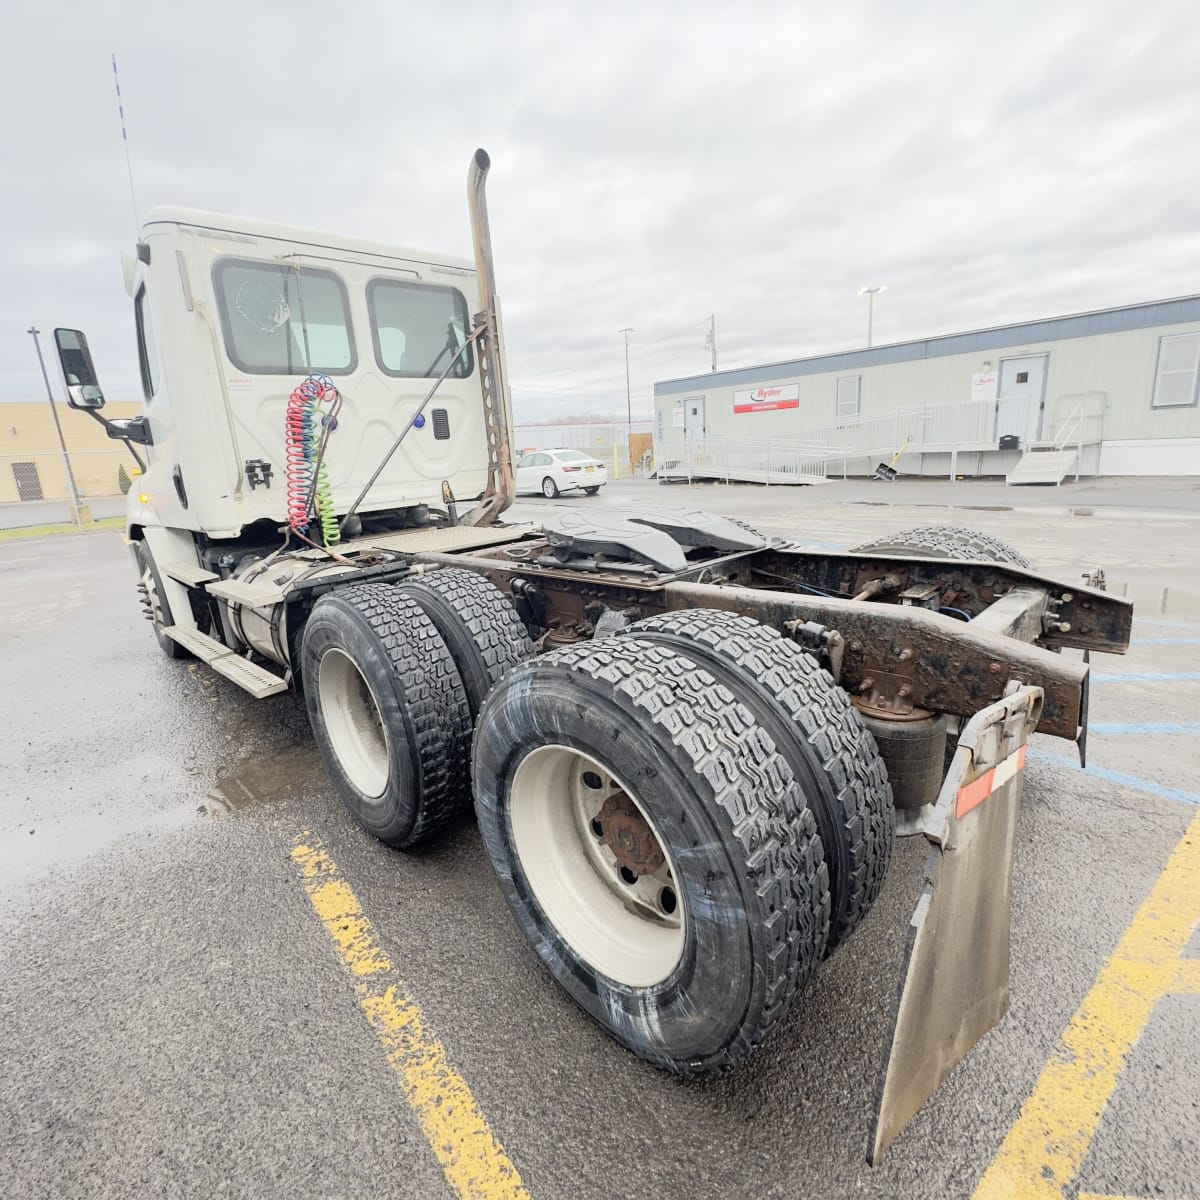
[654,294,1200,397]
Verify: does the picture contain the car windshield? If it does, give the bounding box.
[555,450,593,462]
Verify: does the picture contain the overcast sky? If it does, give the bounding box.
[3,0,1198,423]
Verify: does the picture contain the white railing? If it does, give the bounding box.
[1045,391,1107,450]
[801,400,999,461]
[653,392,1110,485]
[657,436,828,484]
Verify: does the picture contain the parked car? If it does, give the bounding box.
[514,448,607,497]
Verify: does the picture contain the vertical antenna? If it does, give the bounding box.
[111,54,140,241]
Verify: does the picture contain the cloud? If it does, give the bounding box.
[3,0,1197,427]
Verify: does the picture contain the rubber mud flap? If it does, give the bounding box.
[869,685,1043,1164]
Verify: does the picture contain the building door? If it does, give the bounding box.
[684,396,705,439]
[995,355,1048,444]
[11,462,44,501]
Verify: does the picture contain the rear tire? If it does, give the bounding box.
[397,568,532,720]
[301,583,471,848]
[473,637,830,1072]
[541,476,559,499]
[583,486,600,495]
[852,524,1031,568]
[625,609,893,951]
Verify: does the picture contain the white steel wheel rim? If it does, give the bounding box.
[509,744,685,988]
[318,648,390,799]
[542,477,556,497]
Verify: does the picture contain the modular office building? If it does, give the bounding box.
[653,295,1200,479]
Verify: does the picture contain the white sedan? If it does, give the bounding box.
[514,448,608,498]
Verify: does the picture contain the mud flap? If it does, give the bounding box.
[868,684,1044,1164]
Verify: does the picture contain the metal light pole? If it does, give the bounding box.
[620,326,634,474]
[28,326,83,526]
[858,285,886,348]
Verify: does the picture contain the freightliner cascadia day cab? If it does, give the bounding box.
[54,150,1133,1162]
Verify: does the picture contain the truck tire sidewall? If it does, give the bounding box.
[301,603,421,845]
[474,678,761,1068]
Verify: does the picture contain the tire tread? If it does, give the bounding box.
[626,609,893,948]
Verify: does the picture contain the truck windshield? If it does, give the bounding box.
[213,259,356,375]
[367,279,472,379]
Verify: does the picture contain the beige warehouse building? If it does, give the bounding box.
[0,400,141,504]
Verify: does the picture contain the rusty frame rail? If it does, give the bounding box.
[409,539,1129,742]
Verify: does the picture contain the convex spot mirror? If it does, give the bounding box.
[54,328,105,409]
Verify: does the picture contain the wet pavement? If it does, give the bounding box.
[1,477,1198,1199]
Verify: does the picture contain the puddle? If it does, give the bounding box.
[0,806,198,891]
[202,745,321,814]
[1109,581,1200,621]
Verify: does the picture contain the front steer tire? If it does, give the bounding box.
[135,541,189,660]
[301,583,471,848]
[473,637,831,1073]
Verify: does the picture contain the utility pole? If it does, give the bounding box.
[28,326,84,526]
[705,314,718,372]
[620,327,634,474]
[858,286,886,348]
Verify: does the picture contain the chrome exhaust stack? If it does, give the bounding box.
[461,148,515,526]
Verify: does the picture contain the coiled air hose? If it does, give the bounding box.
[285,373,340,544]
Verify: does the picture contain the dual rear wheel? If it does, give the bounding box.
[301,577,893,1073]
[472,616,893,1071]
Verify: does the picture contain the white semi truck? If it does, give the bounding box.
[55,150,1132,1161]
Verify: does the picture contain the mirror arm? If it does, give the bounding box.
[79,408,149,471]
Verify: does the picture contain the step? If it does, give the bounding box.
[1006,448,1078,486]
[209,654,290,699]
[205,577,289,607]
[162,561,220,588]
[162,626,233,662]
[162,625,290,698]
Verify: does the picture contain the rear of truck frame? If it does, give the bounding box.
[54,149,1132,1162]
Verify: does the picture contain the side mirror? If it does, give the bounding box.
[54,328,105,409]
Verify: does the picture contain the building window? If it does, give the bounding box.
[1152,333,1200,409]
[212,259,356,376]
[836,376,861,423]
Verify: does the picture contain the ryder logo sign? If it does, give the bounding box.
[733,384,799,414]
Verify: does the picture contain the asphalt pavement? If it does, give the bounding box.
[1,478,1198,1199]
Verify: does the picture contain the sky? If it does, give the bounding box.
[3,0,1198,424]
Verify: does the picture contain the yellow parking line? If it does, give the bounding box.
[972,810,1200,1200]
[291,834,530,1200]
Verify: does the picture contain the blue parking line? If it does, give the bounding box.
[1030,749,1200,807]
[1131,638,1200,646]
[1091,673,1200,683]
[1090,722,1200,735]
